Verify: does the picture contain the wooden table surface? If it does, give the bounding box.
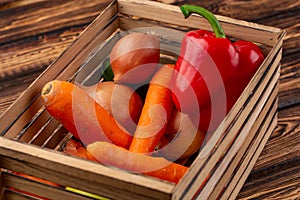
[0,0,299,199]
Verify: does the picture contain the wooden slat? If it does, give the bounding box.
[27,117,63,146]
[73,28,121,86]
[226,114,278,200]
[17,108,51,142]
[42,125,69,149]
[118,0,282,46]
[209,89,278,199]
[198,67,280,199]
[4,189,36,200]
[211,89,278,199]
[0,137,174,200]
[1,171,94,200]
[222,114,276,200]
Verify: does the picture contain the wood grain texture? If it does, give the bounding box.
[0,0,299,199]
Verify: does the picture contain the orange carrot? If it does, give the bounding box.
[64,139,97,161]
[129,64,175,153]
[87,141,188,184]
[41,80,132,148]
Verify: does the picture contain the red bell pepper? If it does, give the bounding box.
[172,5,265,132]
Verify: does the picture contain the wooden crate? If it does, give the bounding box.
[0,0,285,199]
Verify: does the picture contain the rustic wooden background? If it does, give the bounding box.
[0,0,299,199]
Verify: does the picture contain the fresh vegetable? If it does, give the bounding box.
[129,64,175,154]
[84,81,143,134]
[110,32,160,84]
[172,5,264,132]
[87,141,188,184]
[41,80,132,148]
[64,139,97,161]
[157,109,206,160]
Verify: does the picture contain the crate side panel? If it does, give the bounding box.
[205,82,278,200]
[223,113,278,200]
[118,0,282,46]
[220,102,278,200]
[1,171,93,200]
[196,62,280,199]
[4,189,35,200]
[0,138,174,199]
[0,155,172,200]
[209,89,278,199]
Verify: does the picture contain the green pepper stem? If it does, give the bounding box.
[180,5,226,38]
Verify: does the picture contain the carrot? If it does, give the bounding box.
[129,64,175,153]
[64,139,97,161]
[41,80,132,148]
[87,141,188,184]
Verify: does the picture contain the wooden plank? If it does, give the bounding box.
[4,189,36,200]
[118,0,282,46]
[209,88,278,199]
[278,76,300,110]
[17,108,51,142]
[1,171,93,200]
[210,89,278,199]
[27,117,62,146]
[41,125,69,149]
[198,67,279,199]
[0,137,174,199]
[227,114,278,200]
